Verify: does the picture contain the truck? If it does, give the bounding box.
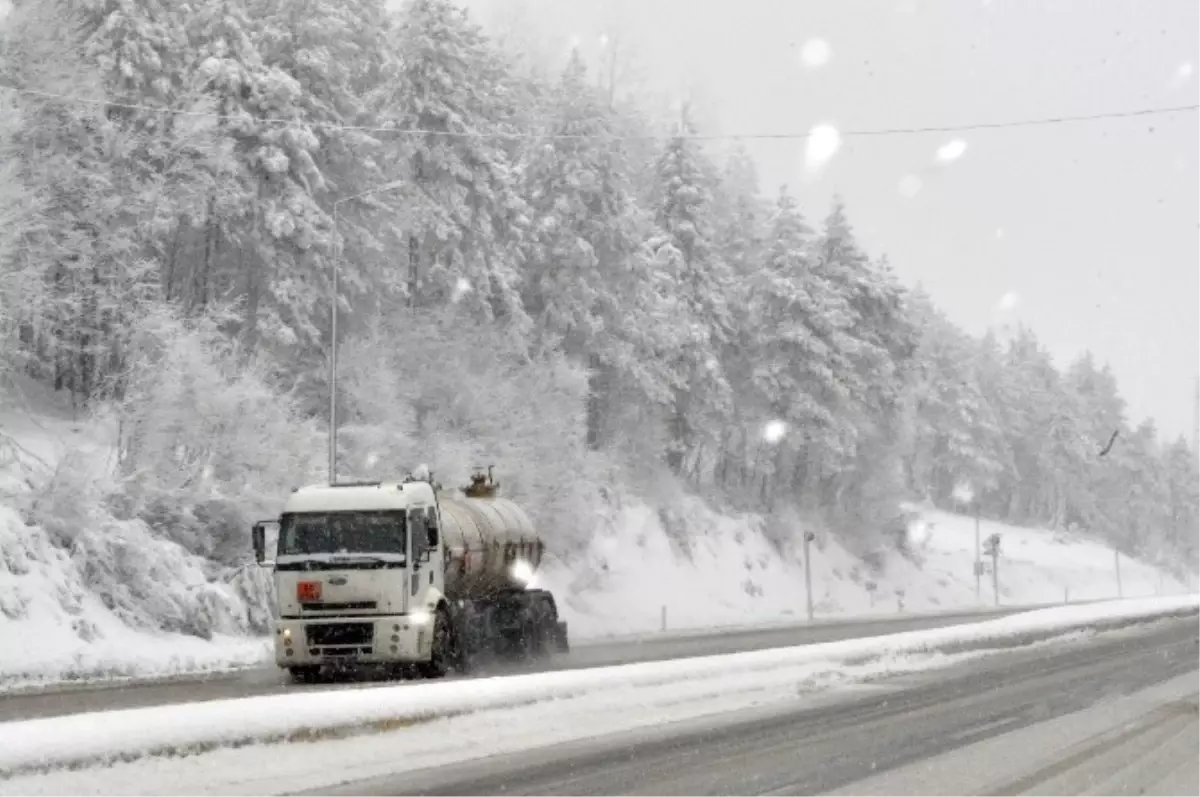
[251,467,569,682]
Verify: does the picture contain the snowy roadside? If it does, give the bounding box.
[0,602,1019,697]
[0,594,1194,783]
[1,647,989,797]
[566,598,1112,647]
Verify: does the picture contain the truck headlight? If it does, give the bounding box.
[282,628,293,644]
[509,559,535,587]
[409,609,431,626]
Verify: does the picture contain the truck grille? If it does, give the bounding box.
[300,601,378,612]
[305,622,374,652]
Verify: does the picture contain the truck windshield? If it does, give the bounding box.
[278,511,407,558]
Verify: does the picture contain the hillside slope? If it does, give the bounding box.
[1,395,1192,688]
[539,497,1193,638]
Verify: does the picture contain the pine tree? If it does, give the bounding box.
[903,287,1005,502]
[709,148,769,493]
[651,105,734,475]
[381,0,531,327]
[520,50,675,448]
[1,0,163,403]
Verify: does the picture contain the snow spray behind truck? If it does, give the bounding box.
[252,468,569,682]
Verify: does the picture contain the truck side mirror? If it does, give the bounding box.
[252,520,278,567]
[252,523,266,564]
[410,513,429,562]
[426,510,439,548]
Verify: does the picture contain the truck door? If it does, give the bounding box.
[409,507,444,598]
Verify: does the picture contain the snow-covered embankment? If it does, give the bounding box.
[0,595,1195,778]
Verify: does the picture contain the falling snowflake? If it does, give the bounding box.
[763,420,789,444]
[797,39,832,69]
[936,139,968,162]
[805,124,841,173]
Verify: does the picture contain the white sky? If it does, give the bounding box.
[463,0,1200,441]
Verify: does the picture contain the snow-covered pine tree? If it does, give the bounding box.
[380,0,531,328]
[0,0,164,404]
[709,146,769,493]
[902,287,1006,503]
[805,201,914,519]
[650,104,735,477]
[745,185,836,504]
[519,49,676,449]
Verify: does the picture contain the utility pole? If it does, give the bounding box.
[803,531,816,622]
[954,482,982,604]
[327,180,407,485]
[1114,549,1123,598]
[329,203,343,485]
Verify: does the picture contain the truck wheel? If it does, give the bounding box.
[289,665,320,684]
[418,611,451,679]
[529,620,553,659]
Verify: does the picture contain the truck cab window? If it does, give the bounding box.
[279,511,407,557]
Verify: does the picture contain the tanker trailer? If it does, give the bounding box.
[252,468,569,683]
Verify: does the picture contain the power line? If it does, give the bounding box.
[1,84,1196,141]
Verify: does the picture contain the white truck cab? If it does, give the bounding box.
[253,479,449,680]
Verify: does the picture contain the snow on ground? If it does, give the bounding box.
[1,379,1194,689]
[0,595,1195,794]
[0,380,271,690]
[833,669,1200,796]
[0,651,978,796]
[540,495,1195,638]
[0,502,272,689]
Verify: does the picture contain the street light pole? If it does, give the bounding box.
[974,504,982,603]
[803,531,816,622]
[327,180,407,486]
[329,201,343,485]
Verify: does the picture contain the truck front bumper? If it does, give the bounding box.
[274,615,432,668]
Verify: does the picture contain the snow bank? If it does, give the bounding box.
[0,379,274,689]
[0,648,992,796]
[542,495,1195,637]
[0,594,1193,776]
[0,504,272,689]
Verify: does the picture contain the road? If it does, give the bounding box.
[0,605,1049,722]
[310,616,1199,796]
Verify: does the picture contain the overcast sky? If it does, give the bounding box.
[463,0,1199,441]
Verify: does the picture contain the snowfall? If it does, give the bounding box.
[1,380,1196,692]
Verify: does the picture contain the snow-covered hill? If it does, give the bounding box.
[0,395,1192,689]
[539,495,1194,638]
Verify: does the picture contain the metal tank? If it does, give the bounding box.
[437,470,547,599]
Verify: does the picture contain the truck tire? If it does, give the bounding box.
[289,665,321,684]
[555,621,569,653]
[418,610,451,679]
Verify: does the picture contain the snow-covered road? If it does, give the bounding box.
[0,595,1194,795]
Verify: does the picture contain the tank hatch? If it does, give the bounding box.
[462,467,500,499]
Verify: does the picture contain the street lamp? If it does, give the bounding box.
[328,179,407,485]
[953,481,981,602]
